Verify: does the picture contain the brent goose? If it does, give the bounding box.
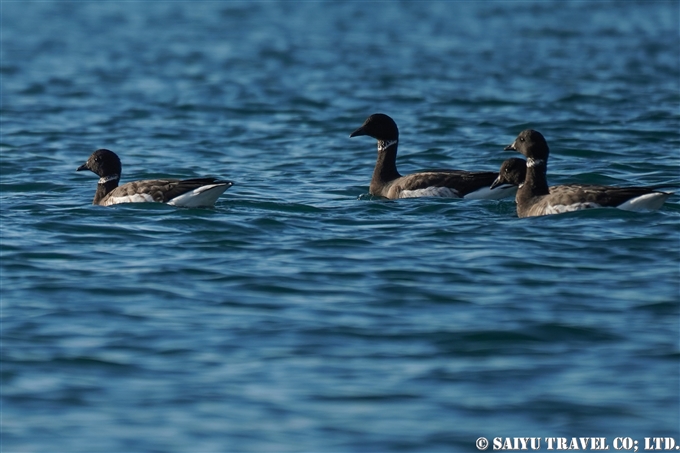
[77,149,233,207]
[500,130,672,217]
[349,113,515,200]
[491,157,615,193]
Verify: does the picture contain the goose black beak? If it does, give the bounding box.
[76,162,89,172]
[349,126,367,138]
[504,141,517,151]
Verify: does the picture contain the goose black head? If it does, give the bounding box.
[349,113,399,142]
[504,129,549,161]
[77,149,122,178]
[490,157,527,189]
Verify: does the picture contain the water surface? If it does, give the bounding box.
[2,1,679,452]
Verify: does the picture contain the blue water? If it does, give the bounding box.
[2,1,679,452]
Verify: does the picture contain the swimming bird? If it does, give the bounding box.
[500,130,672,217]
[491,157,607,192]
[77,149,233,207]
[349,113,515,200]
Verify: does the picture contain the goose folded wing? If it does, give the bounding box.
[107,178,225,203]
[550,184,666,207]
[401,170,498,192]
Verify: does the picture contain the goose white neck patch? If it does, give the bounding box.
[98,174,119,184]
[527,158,545,168]
[378,140,398,152]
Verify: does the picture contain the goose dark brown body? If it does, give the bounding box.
[77,149,233,207]
[501,131,672,217]
[350,114,513,200]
